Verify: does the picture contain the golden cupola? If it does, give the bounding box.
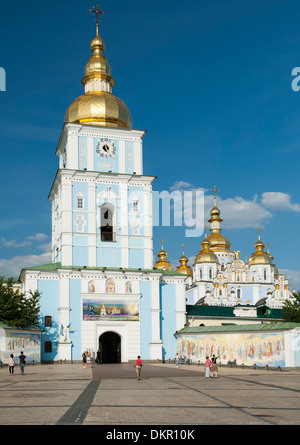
[206,186,231,252]
[195,235,219,264]
[154,239,173,271]
[249,229,272,265]
[176,244,193,276]
[65,16,133,129]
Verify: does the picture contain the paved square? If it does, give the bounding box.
[0,363,299,427]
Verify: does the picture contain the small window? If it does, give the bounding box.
[77,196,84,209]
[132,200,139,213]
[44,341,52,353]
[264,269,267,280]
[44,316,52,327]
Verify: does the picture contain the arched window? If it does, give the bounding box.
[101,203,115,241]
[264,269,267,281]
[44,316,52,327]
[209,268,212,279]
[237,289,241,299]
[200,269,203,279]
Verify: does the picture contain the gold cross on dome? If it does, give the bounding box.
[204,224,209,237]
[257,227,262,239]
[160,238,165,249]
[210,185,220,198]
[90,4,105,24]
[182,242,186,254]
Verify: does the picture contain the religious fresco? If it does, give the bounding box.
[176,332,285,367]
[1,331,41,364]
[82,299,139,321]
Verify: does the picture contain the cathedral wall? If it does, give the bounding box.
[176,327,300,367]
[160,282,177,360]
[140,280,153,359]
[37,278,60,362]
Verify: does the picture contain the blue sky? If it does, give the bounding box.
[0,0,300,288]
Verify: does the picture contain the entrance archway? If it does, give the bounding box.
[99,332,121,363]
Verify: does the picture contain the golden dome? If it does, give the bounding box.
[65,92,133,129]
[249,233,272,266]
[154,239,173,271]
[195,237,219,264]
[65,22,133,129]
[176,244,193,276]
[207,205,231,252]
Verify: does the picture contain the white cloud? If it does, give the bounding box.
[26,233,48,241]
[169,181,193,191]
[167,182,300,230]
[261,192,300,212]
[280,269,300,292]
[0,252,52,279]
[37,242,52,252]
[0,238,32,248]
[212,195,273,229]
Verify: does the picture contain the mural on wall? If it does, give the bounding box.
[83,299,139,321]
[1,332,41,364]
[176,332,285,367]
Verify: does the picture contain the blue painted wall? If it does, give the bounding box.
[140,281,152,360]
[160,282,177,360]
[69,278,82,361]
[37,279,60,362]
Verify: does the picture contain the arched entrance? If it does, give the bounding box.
[99,332,121,363]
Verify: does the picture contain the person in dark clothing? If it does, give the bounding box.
[18,352,27,375]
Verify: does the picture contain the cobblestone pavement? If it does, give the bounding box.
[0,363,299,428]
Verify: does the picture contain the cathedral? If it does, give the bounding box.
[182,190,294,310]
[19,9,294,364]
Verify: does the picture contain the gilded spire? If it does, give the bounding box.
[176,243,193,276]
[206,186,231,252]
[64,5,133,129]
[249,228,272,265]
[154,239,173,271]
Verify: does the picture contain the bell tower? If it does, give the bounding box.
[49,6,155,269]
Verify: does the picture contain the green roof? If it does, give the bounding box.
[176,322,300,335]
[186,304,283,320]
[0,322,42,331]
[22,262,185,276]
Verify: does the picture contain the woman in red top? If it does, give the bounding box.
[135,355,143,380]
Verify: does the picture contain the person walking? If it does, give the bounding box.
[82,351,87,368]
[96,349,101,364]
[9,354,15,376]
[86,352,91,368]
[204,356,212,378]
[175,353,180,367]
[211,354,219,378]
[18,352,27,375]
[134,355,143,380]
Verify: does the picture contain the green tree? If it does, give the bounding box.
[282,291,300,323]
[0,277,41,328]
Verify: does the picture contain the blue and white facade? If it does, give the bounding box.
[50,124,154,270]
[20,64,186,363]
